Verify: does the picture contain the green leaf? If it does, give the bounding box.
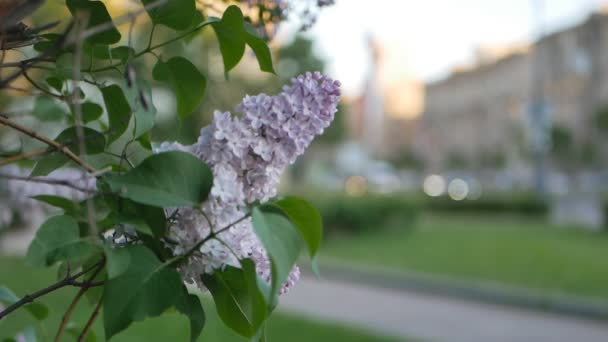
[31,195,80,214]
[66,0,121,45]
[125,79,157,138]
[103,196,167,238]
[87,45,134,63]
[244,26,275,74]
[140,0,196,30]
[0,287,49,321]
[32,97,65,121]
[211,7,245,74]
[175,290,206,342]
[26,215,96,267]
[103,245,183,339]
[202,259,268,338]
[55,53,77,79]
[153,57,206,119]
[211,6,275,74]
[271,197,323,258]
[101,85,132,144]
[55,126,106,154]
[82,257,107,306]
[33,33,64,53]
[46,76,64,93]
[137,132,152,150]
[30,153,69,177]
[252,207,303,298]
[77,102,104,124]
[103,151,213,208]
[30,126,106,177]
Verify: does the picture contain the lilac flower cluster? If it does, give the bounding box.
[165,72,340,293]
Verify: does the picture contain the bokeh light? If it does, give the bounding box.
[448,178,469,201]
[423,174,446,197]
[345,175,368,197]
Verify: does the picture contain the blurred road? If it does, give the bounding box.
[282,276,608,342]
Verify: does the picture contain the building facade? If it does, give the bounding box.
[420,12,608,171]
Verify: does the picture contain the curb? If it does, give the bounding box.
[302,260,608,321]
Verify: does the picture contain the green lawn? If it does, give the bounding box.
[0,258,399,342]
[322,213,608,299]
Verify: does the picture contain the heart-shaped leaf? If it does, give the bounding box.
[153,57,206,119]
[26,215,96,267]
[103,151,213,208]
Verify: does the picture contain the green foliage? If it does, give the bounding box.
[31,195,80,214]
[66,0,121,45]
[305,193,419,234]
[551,125,574,160]
[26,215,96,267]
[2,1,328,341]
[31,126,106,176]
[0,287,48,321]
[127,79,157,138]
[252,208,303,298]
[77,102,104,124]
[103,196,167,238]
[141,0,196,31]
[594,105,608,134]
[101,85,132,144]
[103,151,213,208]
[425,193,548,216]
[103,245,186,339]
[271,197,322,259]
[202,259,269,338]
[277,36,324,79]
[175,292,206,342]
[0,258,398,342]
[211,6,275,74]
[32,97,65,121]
[153,57,207,119]
[323,213,608,299]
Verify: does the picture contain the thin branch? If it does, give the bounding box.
[22,69,64,99]
[0,173,95,194]
[78,297,102,342]
[0,21,74,89]
[88,19,217,73]
[54,291,86,341]
[54,260,104,342]
[0,260,104,320]
[0,58,55,69]
[0,114,97,173]
[0,148,48,167]
[181,213,251,260]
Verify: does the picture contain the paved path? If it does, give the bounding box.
[281,277,608,342]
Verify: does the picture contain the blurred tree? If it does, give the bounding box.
[550,125,576,169]
[480,150,506,169]
[277,36,325,80]
[594,105,608,134]
[446,151,468,170]
[390,147,423,170]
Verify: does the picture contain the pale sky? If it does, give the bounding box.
[292,0,608,96]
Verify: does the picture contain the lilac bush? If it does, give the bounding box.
[0,0,336,341]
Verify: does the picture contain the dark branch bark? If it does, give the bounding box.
[0,259,104,321]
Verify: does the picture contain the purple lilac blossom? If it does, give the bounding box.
[165,72,340,294]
